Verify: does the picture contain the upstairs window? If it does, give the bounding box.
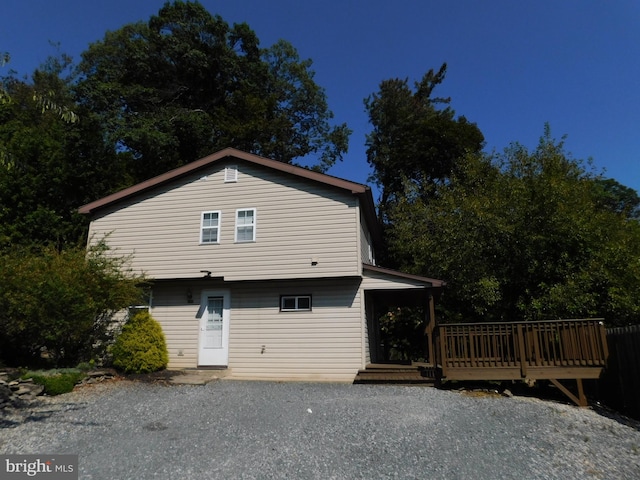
[201,211,221,244]
[235,208,256,242]
[280,295,312,312]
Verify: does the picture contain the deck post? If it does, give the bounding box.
[576,378,586,406]
[598,321,609,361]
[439,326,447,377]
[517,324,528,378]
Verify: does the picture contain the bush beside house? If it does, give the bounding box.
[0,242,145,368]
[111,312,169,374]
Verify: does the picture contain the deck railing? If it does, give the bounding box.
[439,318,608,380]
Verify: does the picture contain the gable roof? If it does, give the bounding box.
[78,147,382,246]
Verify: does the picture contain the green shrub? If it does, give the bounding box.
[76,360,96,372]
[23,369,86,395]
[111,311,168,374]
[0,242,146,368]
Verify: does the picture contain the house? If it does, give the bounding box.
[79,148,444,381]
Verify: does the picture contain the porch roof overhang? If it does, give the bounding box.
[361,264,445,307]
[362,264,446,289]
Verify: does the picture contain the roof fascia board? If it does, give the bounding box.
[363,263,446,288]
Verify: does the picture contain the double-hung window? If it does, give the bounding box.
[235,208,256,242]
[201,211,221,244]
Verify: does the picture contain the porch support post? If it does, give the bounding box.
[424,291,437,366]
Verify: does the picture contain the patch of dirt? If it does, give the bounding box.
[460,389,503,398]
[123,369,189,385]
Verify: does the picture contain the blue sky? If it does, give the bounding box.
[2,0,640,195]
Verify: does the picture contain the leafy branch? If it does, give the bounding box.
[33,90,79,123]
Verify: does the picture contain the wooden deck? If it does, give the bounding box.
[438,319,608,406]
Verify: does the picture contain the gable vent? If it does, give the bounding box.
[224,166,238,182]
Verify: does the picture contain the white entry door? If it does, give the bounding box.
[199,290,230,366]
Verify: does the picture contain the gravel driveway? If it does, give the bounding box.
[1,379,639,479]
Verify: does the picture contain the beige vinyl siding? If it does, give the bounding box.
[151,278,365,381]
[361,285,371,365]
[148,283,201,369]
[229,279,363,381]
[87,160,360,281]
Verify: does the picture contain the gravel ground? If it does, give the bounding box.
[1,379,640,479]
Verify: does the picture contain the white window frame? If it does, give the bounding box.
[280,295,312,312]
[367,230,376,265]
[235,208,256,243]
[200,210,221,244]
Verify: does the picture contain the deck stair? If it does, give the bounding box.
[354,362,437,385]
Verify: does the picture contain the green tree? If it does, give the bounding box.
[0,241,146,367]
[378,307,428,361]
[364,63,484,221]
[0,57,129,249]
[75,1,349,182]
[1,50,78,123]
[593,177,640,219]
[0,51,10,105]
[387,128,640,326]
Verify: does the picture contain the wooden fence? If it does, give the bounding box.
[598,325,640,420]
[438,319,608,406]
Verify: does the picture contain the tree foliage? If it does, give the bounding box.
[1,50,78,123]
[75,0,349,182]
[0,242,146,367]
[0,56,129,250]
[386,128,640,326]
[593,177,640,219]
[364,63,484,219]
[378,307,428,361]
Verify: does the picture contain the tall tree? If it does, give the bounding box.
[0,56,128,250]
[386,128,640,326]
[364,64,484,220]
[593,177,640,219]
[75,1,349,182]
[1,50,78,123]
